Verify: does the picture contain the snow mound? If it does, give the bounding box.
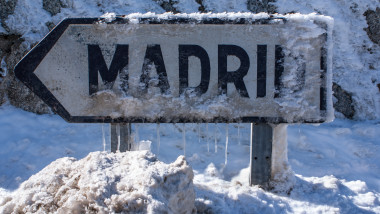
[0,151,195,213]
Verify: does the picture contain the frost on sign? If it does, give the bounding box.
[14,13,333,123]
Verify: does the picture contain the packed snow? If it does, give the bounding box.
[1,151,195,213]
[0,105,379,213]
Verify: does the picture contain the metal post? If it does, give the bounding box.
[250,123,272,186]
[111,123,132,152]
[110,124,117,153]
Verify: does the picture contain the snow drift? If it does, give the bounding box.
[0,151,196,213]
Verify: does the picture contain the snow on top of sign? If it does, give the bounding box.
[97,11,334,24]
[100,12,117,22]
[282,13,334,25]
[125,11,271,20]
[95,12,274,24]
[0,151,195,213]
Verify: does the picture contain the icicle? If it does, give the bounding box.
[182,123,186,156]
[102,124,106,152]
[206,123,209,153]
[214,123,218,153]
[298,124,302,146]
[157,123,160,155]
[116,124,121,152]
[237,123,241,145]
[198,123,201,144]
[225,123,229,165]
[135,124,140,145]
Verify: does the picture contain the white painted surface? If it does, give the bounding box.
[33,20,329,122]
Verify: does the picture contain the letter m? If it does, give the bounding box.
[88,45,129,95]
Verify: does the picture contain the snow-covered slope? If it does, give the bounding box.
[0,106,379,213]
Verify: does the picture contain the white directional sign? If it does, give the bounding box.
[15,14,333,123]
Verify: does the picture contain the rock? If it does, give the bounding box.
[195,0,206,12]
[153,0,207,13]
[247,0,277,13]
[0,34,50,114]
[0,34,22,106]
[0,34,23,68]
[364,7,380,45]
[6,77,51,114]
[154,0,180,13]
[42,0,69,16]
[0,0,18,32]
[45,21,56,31]
[332,83,355,119]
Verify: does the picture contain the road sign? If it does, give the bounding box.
[14,14,332,123]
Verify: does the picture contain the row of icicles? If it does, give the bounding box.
[102,123,243,166]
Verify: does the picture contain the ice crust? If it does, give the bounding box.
[0,151,195,214]
[82,12,334,123]
[275,13,334,123]
[274,0,380,120]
